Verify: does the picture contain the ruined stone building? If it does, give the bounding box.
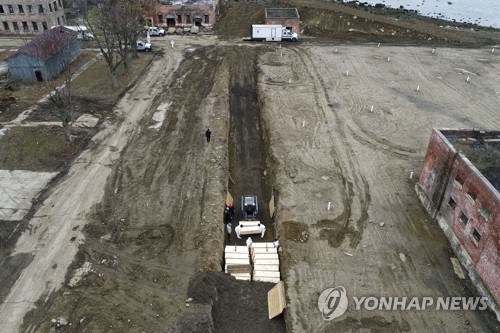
[146,0,220,29]
[265,8,300,34]
[0,0,66,35]
[416,129,500,318]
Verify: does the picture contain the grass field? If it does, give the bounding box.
[0,51,155,172]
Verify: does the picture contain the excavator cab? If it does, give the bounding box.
[241,195,259,220]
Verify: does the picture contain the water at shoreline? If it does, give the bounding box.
[360,0,499,29]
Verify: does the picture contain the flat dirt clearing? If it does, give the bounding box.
[0,1,500,332]
[260,44,500,332]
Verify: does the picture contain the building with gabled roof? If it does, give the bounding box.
[6,25,80,81]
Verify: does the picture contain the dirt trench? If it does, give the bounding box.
[188,46,286,332]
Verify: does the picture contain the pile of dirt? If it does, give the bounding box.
[214,0,500,46]
[187,271,286,333]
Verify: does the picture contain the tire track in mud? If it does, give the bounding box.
[412,51,500,129]
[318,50,419,159]
[292,46,370,248]
[108,48,223,252]
[330,51,420,157]
[18,47,229,332]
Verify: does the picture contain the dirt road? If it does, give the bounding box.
[0,41,183,331]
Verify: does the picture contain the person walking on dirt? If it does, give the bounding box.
[205,128,211,142]
[226,222,232,241]
[235,224,242,239]
[246,237,253,249]
[258,223,266,238]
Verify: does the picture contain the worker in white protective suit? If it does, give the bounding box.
[246,237,253,249]
[235,223,242,239]
[258,223,266,238]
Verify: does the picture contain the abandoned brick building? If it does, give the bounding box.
[146,0,220,29]
[0,0,66,35]
[265,8,300,34]
[416,129,500,318]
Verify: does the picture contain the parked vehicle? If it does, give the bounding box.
[243,24,298,42]
[241,195,259,220]
[53,25,94,40]
[147,26,165,37]
[136,40,152,52]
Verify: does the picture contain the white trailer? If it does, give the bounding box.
[244,24,298,42]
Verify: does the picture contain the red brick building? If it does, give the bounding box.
[265,8,300,35]
[146,0,220,29]
[416,128,500,318]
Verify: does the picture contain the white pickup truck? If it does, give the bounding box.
[136,40,152,52]
[147,26,165,37]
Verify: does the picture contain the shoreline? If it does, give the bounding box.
[341,0,500,32]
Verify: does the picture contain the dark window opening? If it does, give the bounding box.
[467,190,477,201]
[57,17,60,25]
[186,14,191,24]
[38,5,44,14]
[472,229,481,244]
[53,1,58,11]
[158,14,163,24]
[12,21,18,30]
[2,22,9,30]
[35,70,43,82]
[28,5,33,14]
[0,5,4,14]
[455,175,464,186]
[42,21,47,30]
[22,21,28,31]
[204,14,209,24]
[18,5,24,13]
[448,197,457,209]
[49,3,52,12]
[32,21,38,31]
[166,17,175,27]
[459,211,468,225]
[177,14,182,23]
[8,5,14,14]
[479,207,490,221]
[58,0,62,7]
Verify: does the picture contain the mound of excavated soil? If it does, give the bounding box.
[188,271,286,333]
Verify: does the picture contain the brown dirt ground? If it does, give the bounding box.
[1,1,499,332]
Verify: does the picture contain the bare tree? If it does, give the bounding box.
[32,27,80,141]
[86,3,122,88]
[47,57,77,142]
[85,0,152,87]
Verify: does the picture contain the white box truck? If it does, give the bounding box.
[244,24,298,42]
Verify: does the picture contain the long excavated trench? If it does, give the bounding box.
[189,47,287,332]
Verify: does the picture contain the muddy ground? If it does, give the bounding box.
[1,0,500,332]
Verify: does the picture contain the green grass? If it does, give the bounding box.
[0,52,155,172]
[0,127,88,172]
[72,53,155,104]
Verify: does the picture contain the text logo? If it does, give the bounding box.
[318,286,348,320]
